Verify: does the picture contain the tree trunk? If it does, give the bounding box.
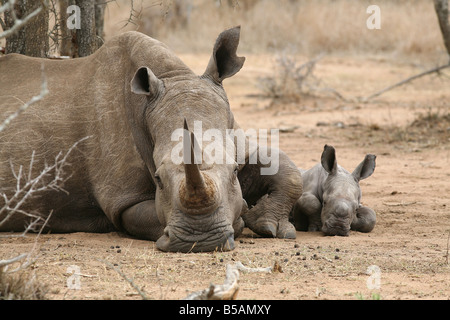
[434,0,450,61]
[3,0,49,57]
[59,0,106,58]
[59,0,77,57]
[95,0,106,49]
[74,0,95,57]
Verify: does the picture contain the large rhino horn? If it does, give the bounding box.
[183,119,205,190]
[181,119,217,212]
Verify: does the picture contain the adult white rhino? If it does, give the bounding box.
[0,27,302,252]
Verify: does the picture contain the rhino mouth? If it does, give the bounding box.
[156,207,236,252]
[322,221,350,237]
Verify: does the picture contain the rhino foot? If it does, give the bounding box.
[242,207,296,239]
[351,205,376,233]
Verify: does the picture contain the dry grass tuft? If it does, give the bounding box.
[0,268,47,300]
[257,52,323,102]
[346,107,450,148]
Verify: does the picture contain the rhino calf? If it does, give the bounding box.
[291,145,376,236]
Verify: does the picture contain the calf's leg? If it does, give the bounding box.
[292,192,322,232]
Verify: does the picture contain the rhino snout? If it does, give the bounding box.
[156,226,235,253]
[322,222,350,236]
[155,206,237,252]
[321,200,355,236]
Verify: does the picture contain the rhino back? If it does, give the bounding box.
[0,32,190,231]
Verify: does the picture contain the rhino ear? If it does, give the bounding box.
[321,145,337,174]
[352,154,376,181]
[203,26,245,83]
[131,67,163,97]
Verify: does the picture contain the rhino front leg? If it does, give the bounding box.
[292,192,322,231]
[120,200,164,241]
[238,148,302,239]
[351,205,376,233]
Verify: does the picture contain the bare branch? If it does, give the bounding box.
[0,136,91,229]
[0,253,28,268]
[119,0,144,30]
[363,63,450,102]
[0,211,52,273]
[0,64,48,133]
[0,139,89,273]
[0,16,6,30]
[363,1,450,101]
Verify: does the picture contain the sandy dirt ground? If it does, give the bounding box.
[1,53,449,300]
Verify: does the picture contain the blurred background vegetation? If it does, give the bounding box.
[104,0,448,64]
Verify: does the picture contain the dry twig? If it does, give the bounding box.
[101,260,149,300]
[184,263,239,300]
[445,230,450,265]
[0,136,90,234]
[363,63,450,102]
[383,201,417,207]
[184,261,282,300]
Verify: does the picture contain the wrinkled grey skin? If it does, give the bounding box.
[0,27,302,252]
[291,145,376,236]
[238,146,302,239]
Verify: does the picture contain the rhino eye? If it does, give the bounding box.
[154,174,163,189]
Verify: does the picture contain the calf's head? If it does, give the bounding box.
[320,145,376,236]
[128,27,246,252]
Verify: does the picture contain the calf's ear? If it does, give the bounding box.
[131,67,164,97]
[352,154,376,181]
[321,145,337,174]
[203,26,245,83]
